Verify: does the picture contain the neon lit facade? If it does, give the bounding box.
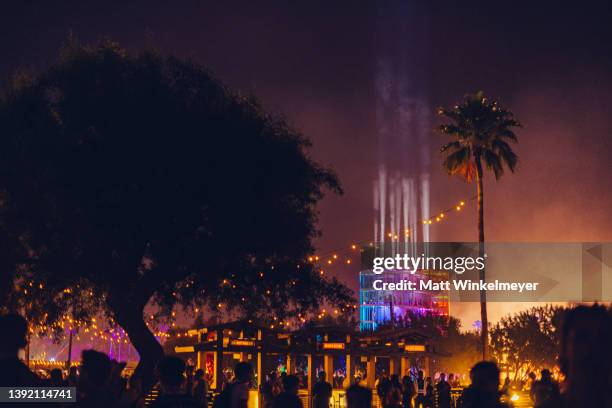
[359,269,449,331]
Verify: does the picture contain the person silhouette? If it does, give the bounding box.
[543,305,612,408]
[424,377,434,408]
[192,368,209,407]
[229,362,252,408]
[346,383,372,408]
[49,368,65,387]
[384,374,402,408]
[531,369,559,408]
[401,375,415,408]
[461,361,509,408]
[436,373,451,408]
[78,349,129,407]
[312,370,332,408]
[67,365,79,387]
[271,375,302,408]
[414,370,426,408]
[0,313,40,386]
[500,377,510,397]
[151,356,201,408]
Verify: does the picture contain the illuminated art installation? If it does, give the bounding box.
[360,4,449,331]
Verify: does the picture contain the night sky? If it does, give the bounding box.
[3,1,612,325]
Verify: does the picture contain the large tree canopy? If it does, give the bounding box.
[0,41,353,387]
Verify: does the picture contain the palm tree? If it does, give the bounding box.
[437,91,520,360]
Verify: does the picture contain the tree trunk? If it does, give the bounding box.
[111,298,164,394]
[475,156,488,360]
[66,328,73,369]
[25,336,30,367]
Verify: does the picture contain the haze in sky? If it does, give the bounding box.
[3,1,611,327]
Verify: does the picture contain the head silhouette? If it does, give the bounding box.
[50,368,63,383]
[81,349,112,387]
[156,356,186,388]
[560,305,612,405]
[469,361,499,393]
[346,384,372,408]
[0,314,28,356]
[318,370,326,381]
[282,375,299,394]
[234,362,252,383]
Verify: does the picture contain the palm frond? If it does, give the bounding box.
[482,148,504,180]
[440,140,461,153]
[493,140,518,172]
[438,91,520,181]
[497,128,518,142]
[443,147,475,181]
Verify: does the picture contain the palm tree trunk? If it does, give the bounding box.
[475,156,488,360]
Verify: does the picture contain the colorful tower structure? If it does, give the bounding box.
[360,4,449,331]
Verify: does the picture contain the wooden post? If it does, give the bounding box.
[307,354,315,395]
[324,355,333,386]
[389,357,399,376]
[215,328,223,390]
[400,357,410,377]
[196,331,202,370]
[287,353,293,374]
[344,354,353,388]
[366,357,376,389]
[257,352,263,387]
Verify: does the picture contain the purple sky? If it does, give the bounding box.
[3,1,612,326]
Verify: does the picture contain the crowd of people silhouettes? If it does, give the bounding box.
[0,304,610,407]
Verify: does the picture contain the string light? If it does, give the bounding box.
[19,196,475,348]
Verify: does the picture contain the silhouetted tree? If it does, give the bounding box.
[490,305,567,381]
[0,41,353,390]
[381,311,480,375]
[437,92,521,359]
